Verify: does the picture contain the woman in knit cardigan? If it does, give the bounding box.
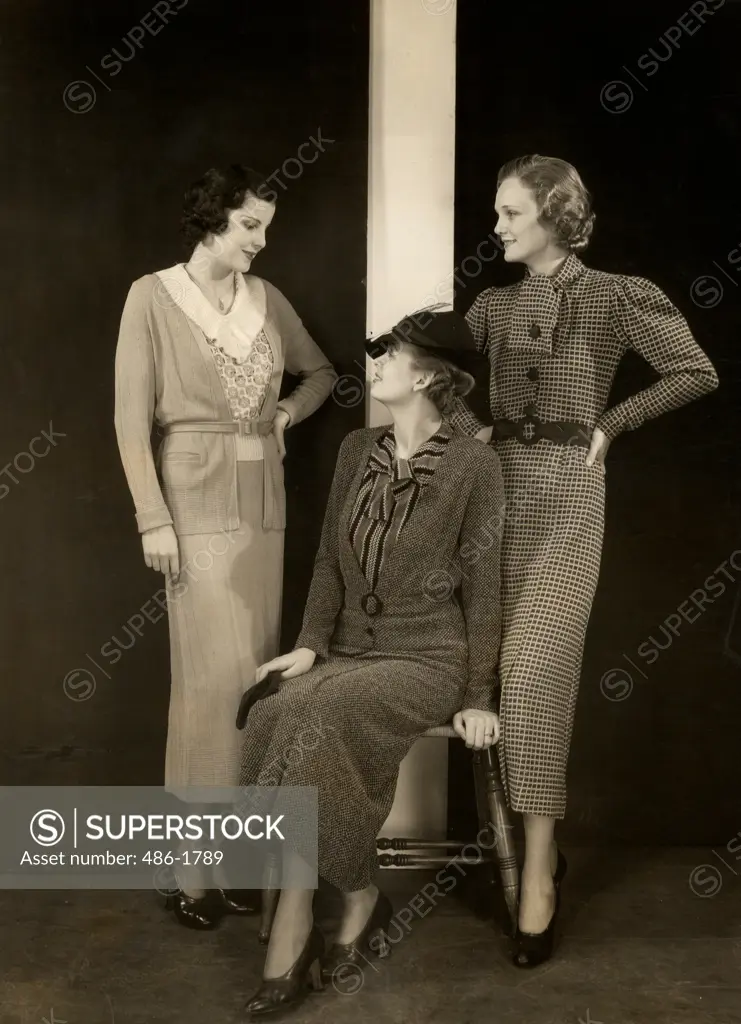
[114,164,337,926]
[238,309,504,1019]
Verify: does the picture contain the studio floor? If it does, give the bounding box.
[0,848,738,1024]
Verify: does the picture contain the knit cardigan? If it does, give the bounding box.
[114,273,337,535]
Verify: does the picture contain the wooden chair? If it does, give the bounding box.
[258,722,519,943]
[376,724,519,933]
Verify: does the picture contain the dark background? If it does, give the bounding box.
[0,0,368,785]
[1,0,739,848]
[452,0,741,845]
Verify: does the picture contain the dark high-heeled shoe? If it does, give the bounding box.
[164,887,261,930]
[244,925,325,1018]
[321,891,394,982]
[219,888,261,915]
[165,890,224,930]
[512,849,568,969]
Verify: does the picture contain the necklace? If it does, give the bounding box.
[216,276,236,312]
[184,265,237,314]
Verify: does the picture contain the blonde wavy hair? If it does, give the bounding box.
[386,335,475,416]
[497,154,595,253]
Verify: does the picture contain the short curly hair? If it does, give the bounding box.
[497,154,595,253]
[387,337,476,417]
[180,164,274,250]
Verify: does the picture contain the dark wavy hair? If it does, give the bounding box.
[180,164,274,250]
[497,154,595,253]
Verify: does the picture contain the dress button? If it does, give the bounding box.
[526,367,540,382]
[361,593,384,616]
[529,323,541,340]
[524,404,537,417]
[366,627,374,637]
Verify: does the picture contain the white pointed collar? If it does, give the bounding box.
[154,264,266,362]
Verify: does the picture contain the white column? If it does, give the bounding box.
[367,0,457,841]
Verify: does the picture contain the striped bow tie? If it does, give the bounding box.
[366,453,418,523]
[364,427,450,522]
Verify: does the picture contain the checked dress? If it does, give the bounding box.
[451,253,718,818]
[239,424,504,892]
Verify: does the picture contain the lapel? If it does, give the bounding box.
[337,427,459,598]
[167,301,232,417]
[259,280,285,404]
[379,451,456,596]
[338,431,379,593]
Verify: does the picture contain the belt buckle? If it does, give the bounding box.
[517,413,541,446]
[236,420,249,437]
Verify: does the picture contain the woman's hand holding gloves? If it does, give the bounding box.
[255,647,316,684]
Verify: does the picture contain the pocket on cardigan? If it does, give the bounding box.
[162,451,202,464]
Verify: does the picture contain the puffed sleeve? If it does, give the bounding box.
[596,276,718,440]
[266,283,338,427]
[449,290,491,436]
[114,277,174,534]
[459,445,505,713]
[293,430,364,658]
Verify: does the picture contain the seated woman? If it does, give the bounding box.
[239,308,505,1018]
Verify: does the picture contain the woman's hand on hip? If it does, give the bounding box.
[256,647,316,684]
[453,709,500,750]
[586,426,610,467]
[141,524,180,577]
[272,408,291,461]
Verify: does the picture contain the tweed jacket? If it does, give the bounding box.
[114,273,337,535]
[451,254,718,440]
[294,426,506,713]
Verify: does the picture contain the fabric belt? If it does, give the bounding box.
[491,415,591,448]
[162,419,283,530]
[164,420,274,437]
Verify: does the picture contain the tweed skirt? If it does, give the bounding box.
[239,652,465,892]
[164,462,284,798]
[496,439,605,818]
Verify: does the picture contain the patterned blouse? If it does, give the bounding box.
[206,329,274,421]
[451,253,718,440]
[350,422,453,591]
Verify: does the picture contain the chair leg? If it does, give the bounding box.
[472,753,494,847]
[258,854,280,946]
[480,747,519,935]
[470,752,499,918]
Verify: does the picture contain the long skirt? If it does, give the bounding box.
[497,440,605,819]
[164,462,284,795]
[239,652,464,892]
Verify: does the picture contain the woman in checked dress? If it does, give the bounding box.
[452,154,718,966]
[114,164,336,927]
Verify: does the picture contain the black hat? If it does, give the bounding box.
[364,309,488,377]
